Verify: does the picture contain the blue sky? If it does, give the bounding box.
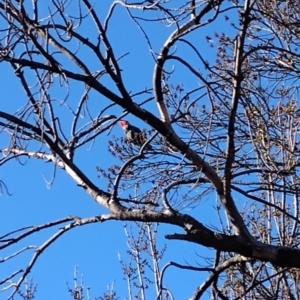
[0,1,241,299]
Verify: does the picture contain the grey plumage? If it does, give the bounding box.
[119,120,151,149]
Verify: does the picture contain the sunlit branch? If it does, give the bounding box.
[191,256,249,300]
[6,214,114,299]
[113,132,158,200]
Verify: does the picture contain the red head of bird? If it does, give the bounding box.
[119,120,129,130]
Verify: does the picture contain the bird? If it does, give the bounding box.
[119,120,151,149]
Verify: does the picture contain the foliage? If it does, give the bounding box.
[1,0,300,299]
